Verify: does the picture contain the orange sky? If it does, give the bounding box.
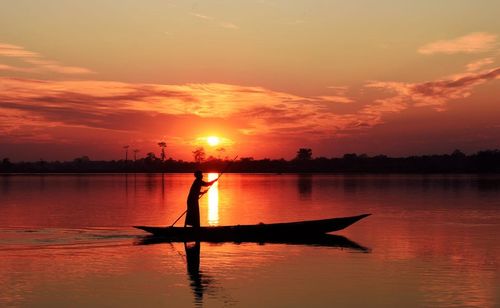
[1,1,499,161]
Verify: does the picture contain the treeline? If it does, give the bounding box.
[1,149,500,173]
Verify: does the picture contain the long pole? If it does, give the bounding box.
[170,155,238,227]
[198,155,238,199]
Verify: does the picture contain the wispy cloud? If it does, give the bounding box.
[0,77,355,143]
[1,46,499,155]
[0,43,40,58]
[2,63,498,145]
[284,19,306,25]
[189,12,239,30]
[0,63,33,73]
[190,12,213,21]
[418,32,497,55]
[466,57,494,72]
[0,43,93,74]
[219,21,239,30]
[315,96,354,104]
[366,67,500,112]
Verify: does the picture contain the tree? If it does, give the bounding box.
[123,145,130,162]
[295,148,312,161]
[133,149,140,161]
[193,147,206,163]
[343,153,358,160]
[451,149,466,158]
[158,141,167,161]
[145,152,157,164]
[1,158,12,171]
[73,156,90,164]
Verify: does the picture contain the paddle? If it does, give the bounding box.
[169,155,238,227]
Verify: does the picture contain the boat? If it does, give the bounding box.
[134,214,370,242]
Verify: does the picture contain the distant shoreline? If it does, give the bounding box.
[1,172,500,176]
[2,149,500,174]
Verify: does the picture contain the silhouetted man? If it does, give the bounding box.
[185,171,217,228]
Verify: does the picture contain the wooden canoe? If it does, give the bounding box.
[134,214,370,242]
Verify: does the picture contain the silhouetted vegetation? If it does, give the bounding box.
[192,147,206,163]
[1,149,500,173]
[158,141,167,161]
[295,148,312,161]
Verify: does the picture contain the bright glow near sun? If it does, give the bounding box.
[207,136,220,147]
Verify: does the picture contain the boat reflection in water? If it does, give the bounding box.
[137,235,369,305]
[138,234,370,251]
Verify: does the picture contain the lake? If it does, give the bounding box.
[1,174,499,307]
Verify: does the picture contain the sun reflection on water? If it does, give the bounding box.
[207,173,219,226]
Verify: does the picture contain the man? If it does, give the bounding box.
[185,170,217,227]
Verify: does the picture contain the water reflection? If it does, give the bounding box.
[1,174,500,307]
[161,173,165,201]
[207,173,219,226]
[184,241,214,306]
[137,236,369,306]
[297,174,312,199]
[138,234,369,251]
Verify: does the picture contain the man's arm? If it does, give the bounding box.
[201,179,218,187]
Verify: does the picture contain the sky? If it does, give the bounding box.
[1,0,499,161]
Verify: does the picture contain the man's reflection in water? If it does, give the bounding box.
[135,236,367,305]
[185,241,210,305]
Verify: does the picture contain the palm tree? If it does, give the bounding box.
[193,147,206,163]
[133,149,140,161]
[158,141,167,161]
[123,145,130,162]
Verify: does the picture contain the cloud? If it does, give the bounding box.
[24,58,93,74]
[418,32,497,55]
[219,21,239,30]
[366,67,500,111]
[0,42,93,74]
[327,85,348,91]
[189,12,239,30]
[466,57,494,72]
[0,64,33,73]
[1,64,498,150]
[190,12,213,21]
[315,96,354,104]
[284,20,306,25]
[0,76,357,144]
[0,43,40,58]
[326,85,349,96]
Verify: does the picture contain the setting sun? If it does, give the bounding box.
[207,136,220,147]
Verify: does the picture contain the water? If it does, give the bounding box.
[1,174,499,307]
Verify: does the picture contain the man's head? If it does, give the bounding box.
[194,170,203,179]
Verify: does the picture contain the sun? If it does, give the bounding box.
[207,136,220,147]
